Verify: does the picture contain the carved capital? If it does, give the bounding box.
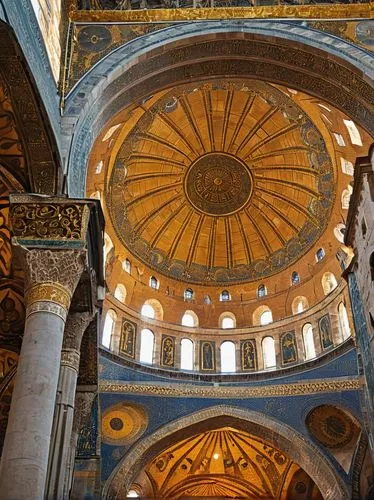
[63,311,94,351]
[16,248,86,313]
[60,348,81,372]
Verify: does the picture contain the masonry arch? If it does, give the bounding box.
[63,22,374,197]
[103,405,348,499]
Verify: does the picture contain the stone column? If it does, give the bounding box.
[46,311,93,499]
[0,194,92,500]
[0,249,86,500]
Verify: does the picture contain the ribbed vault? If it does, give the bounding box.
[107,79,333,285]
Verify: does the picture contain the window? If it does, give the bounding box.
[141,303,155,319]
[220,312,236,329]
[303,324,316,360]
[341,185,352,210]
[102,309,116,348]
[334,223,346,243]
[316,248,325,262]
[204,295,212,305]
[262,337,276,369]
[260,310,273,326]
[150,276,159,290]
[343,119,362,146]
[182,311,198,327]
[340,157,354,176]
[139,329,154,364]
[184,288,193,301]
[291,271,300,285]
[220,341,236,373]
[95,160,103,174]
[220,290,231,302]
[338,303,351,340]
[292,296,309,315]
[333,133,345,147]
[104,233,113,262]
[257,284,267,298]
[127,491,139,498]
[123,258,131,273]
[180,339,194,370]
[322,272,338,296]
[113,284,126,303]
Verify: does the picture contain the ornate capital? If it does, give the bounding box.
[63,311,94,351]
[16,248,86,315]
[60,348,81,372]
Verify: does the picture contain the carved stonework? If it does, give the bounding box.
[63,311,94,351]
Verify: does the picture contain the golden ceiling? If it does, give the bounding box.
[139,426,322,498]
[106,79,334,285]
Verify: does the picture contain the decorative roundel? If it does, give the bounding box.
[306,405,355,449]
[77,26,112,53]
[185,153,253,216]
[102,402,148,446]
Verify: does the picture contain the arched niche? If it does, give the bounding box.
[103,406,348,500]
[64,23,374,197]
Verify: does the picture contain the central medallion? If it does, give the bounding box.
[184,153,253,216]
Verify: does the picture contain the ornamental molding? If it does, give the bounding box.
[99,377,360,398]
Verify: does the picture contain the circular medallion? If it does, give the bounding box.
[184,153,253,216]
[102,403,148,446]
[306,405,354,449]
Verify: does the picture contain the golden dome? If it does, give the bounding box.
[107,79,334,285]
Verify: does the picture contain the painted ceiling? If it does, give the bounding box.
[106,79,334,285]
[138,426,322,498]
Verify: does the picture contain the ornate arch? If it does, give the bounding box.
[103,405,349,499]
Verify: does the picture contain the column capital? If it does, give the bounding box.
[63,311,95,352]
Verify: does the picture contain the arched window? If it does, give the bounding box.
[104,233,113,262]
[292,296,309,315]
[334,223,346,243]
[140,299,164,321]
[184,288,194,301]
[262,337,276,369]
[291,271,300,285]
[204,295,212,305]
[220,290,231,302]
[322,272,338,295]
[102,309,116,348]
[303,323,316,360]
[181,310,198,327]
[123,258,131,273]
[257,284,267,298]
[338,302,351,340]
[341,185,353,210]
[127,491,139,498]
[114,284,126,303]
[139,329,154,364]
[141,303,155,319]
[220,341,236,373]
[149,276,159,290]
[260,309,273,326]
[316,248,325,262]
[219,312,236,329]
[180,338,194,371]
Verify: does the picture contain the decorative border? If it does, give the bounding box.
[100,377,360,398]
[26,283,71,311]
[70,5,372,22]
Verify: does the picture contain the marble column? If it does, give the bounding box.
[46,311,93,499]
[0,248,86,500]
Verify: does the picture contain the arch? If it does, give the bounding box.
[102,309,117,349]
[184,288,194,301]
[253,305,273,326]
[181,310,198,328]
[338,302,351,341]
[220,290,231,302]
[64,22,374,197]
[141,299,164,321]
[322,272,338,296]
[219,311,236,329]
[262,337,276,369]
[113,283,127,304]
[103,405,348,500]
[139,329,154,365]
[104,232,113,263]
[334,223,346,243]
[149,276,159,290]
[220,341,236,373]
[302,323,316,360]
[291,271,300,285]
[257,284,267,298]
[180,338,194,371]
[341,184,353,210]
[292,296,309,315]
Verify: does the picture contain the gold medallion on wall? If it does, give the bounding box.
[306,405,355,449]
[102,402,148,446]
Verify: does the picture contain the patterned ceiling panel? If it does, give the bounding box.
[107,79,334,285]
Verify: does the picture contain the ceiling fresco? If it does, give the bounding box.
[107,79,334,285]
[137,426,322,498]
